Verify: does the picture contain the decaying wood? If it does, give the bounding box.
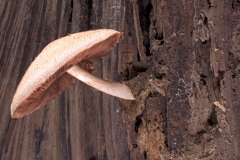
[0,0,240,159]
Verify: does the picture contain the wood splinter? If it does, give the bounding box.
[214,101,226,112]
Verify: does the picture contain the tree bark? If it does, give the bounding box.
[0,0,240,159]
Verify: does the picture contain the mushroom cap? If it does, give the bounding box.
[11,29,121,118]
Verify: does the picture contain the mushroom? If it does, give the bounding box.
[11,29,135,119]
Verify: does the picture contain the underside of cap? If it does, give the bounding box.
[11,29,121,118]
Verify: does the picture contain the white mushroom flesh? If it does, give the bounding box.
[67,65,135,100]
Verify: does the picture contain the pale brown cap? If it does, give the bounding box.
[11,29,121,118]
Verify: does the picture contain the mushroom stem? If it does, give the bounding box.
[67,65,135,100]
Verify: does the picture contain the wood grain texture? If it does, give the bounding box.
[0,0,128,159]
[1,0,240,160]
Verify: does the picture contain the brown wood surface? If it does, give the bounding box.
[1,0,240,160]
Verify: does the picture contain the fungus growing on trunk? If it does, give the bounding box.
[11,29,135,118]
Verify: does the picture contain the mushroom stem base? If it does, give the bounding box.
[67,65,135,100]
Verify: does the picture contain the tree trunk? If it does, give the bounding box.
[0,0,239,159]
